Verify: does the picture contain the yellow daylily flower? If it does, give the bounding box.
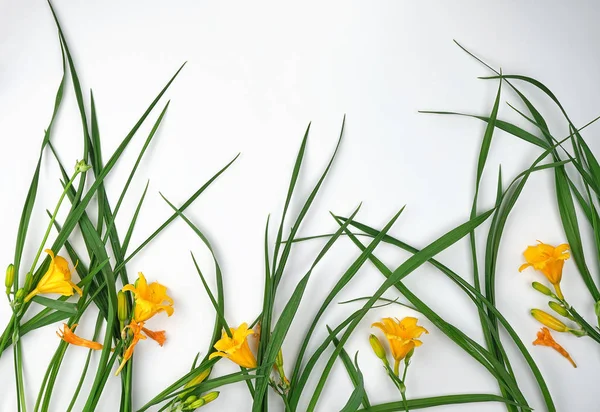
[122,272,174,322]
[209,322,257,368]
[57,323,103,350]
[372,317,428,373]
[533,327,576,368]
[24,250,82,303]
[519,241,570,299]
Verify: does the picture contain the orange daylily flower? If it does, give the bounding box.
[533,327,576,368]
[116,321,146,375]
[372,317,428,373]
[115,321,167,375]
[519,241,570,299]
[57,324,102,350]
[24,250,82,303]
[122,273,174,322]
[209,323,257,368]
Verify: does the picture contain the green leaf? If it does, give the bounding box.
[357,394,531,411]
[31,296,78,314]
[339,353,366,412]
[329,328,369,410]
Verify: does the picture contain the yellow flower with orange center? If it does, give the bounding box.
[115,320,167,375]
[533,327,576,368]
[57,323,103,350]
[122,272,174,322]
[24,250,82,303]
[372,317,428,372]
[209,322,257,368]
[519,241,570,299]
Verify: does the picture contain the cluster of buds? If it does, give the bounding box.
[5,264,26,311]
[173,392,219,411]
[530,283,586,337]
[169,369,216,412]
[181,392,219,410]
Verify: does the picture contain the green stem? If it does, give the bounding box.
[14,319,26,412]
[401,362,409,384]
[400,362,409,412]
[123,359,133,412]
[400,391,409,412]
[27,169,80,282]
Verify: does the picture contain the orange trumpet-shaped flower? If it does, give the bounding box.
[209,323,257,369]
[116,321,147,376]
[24,250,82,303]
[372,317,428,363]
[519,241,570,299]
[122,273,174,322]
[57,324,103,350]
[114,321,168,375]
[533,327,577,368]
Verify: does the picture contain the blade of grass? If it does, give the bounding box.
[329,329,369,410]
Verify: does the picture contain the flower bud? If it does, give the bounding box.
[531,282,554,297]
[568,328,587,337]
[183,395,197,405]
[531,309,569,332]
[117,291,128,323]
[15,288,25,302]
[186,398,205,409]
[200,391,219,405]
[548,301,573,320]
[276,348,284,369]
[5,264,14,293]
[184,368,211,389]
[369,334,387,361]
[595,301,600,319]
[75,159,91,173]
[404,347,415,365]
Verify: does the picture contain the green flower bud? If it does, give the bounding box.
[186,399,205,409]
[15,288,25,302]
[184,368,211,389]
[548,301,574,320]
[595,301,600,318]
[404,347,415,365]
[183,395,197,405]
[75,159,92,173]
[369,334,387,361]
[5,264,14,293]
[532,282,553,297]
[200,391,219,405]
[568,328,587,337]
[178,368,211,400]
[117,291,128,323]
[276,348,284,369]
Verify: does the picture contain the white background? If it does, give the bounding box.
[1,1,599,411]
